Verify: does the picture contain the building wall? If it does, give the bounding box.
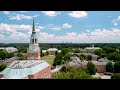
[96,65,106,73]
[27,52,40,60]
[48,51,56,55]
[28,66,51,79]
[80,63,106,73]
[92,56,98,61]
[0,74,3,78]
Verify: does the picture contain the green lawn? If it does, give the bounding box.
[41,55,55,66]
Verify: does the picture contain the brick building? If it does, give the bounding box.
[0,60,51,79]
[67,58,114,73]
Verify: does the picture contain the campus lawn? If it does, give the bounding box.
[41,55,55,66]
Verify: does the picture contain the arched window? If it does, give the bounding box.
[35,39,37,43]
[32,39,34,44]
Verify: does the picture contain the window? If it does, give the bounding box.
[32,39,34,44]
[35,39,37,43]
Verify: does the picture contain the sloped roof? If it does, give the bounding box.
[0,60,50,79]
[47,48,58,51]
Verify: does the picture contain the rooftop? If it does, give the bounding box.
[0,60,50,79]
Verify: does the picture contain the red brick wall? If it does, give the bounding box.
[0,74,3,78]
[28,66,51,79]
[80,64,106,73]
[27,52,40,60]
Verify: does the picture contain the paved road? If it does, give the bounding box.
[51,65,62,73]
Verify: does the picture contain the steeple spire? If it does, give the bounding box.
[32,17,35,32]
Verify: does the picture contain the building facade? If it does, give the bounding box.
[67,57,114,73]
[42,48,61,56]
[27,18,40,60]
[85,45,101,53]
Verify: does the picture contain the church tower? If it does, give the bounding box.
[27,18,40,60]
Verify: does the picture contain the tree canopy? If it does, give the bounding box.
[0,64,7,71]
[53,53,63,66]
[114,61,120,73]
[106,61,114,73]
[87,61,96,75]
[52,67,93,79]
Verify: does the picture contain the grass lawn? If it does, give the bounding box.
[41,55,55,66]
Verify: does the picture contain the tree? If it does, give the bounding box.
[111,73,120,79]
[61,48,71,56]
[79,55,84,60]
[0,51,7,60]
[61,66,67,72]
[100,53,107,58]
[8,53,14,58]
[52,67,93,79]
[18,47,27,53]
[106,47,116,53]
[107,52,120,61]
[0,64,7,71]
[40,50,44,57]
[17,53,23,57]
[55,51,58,55]
[79,54,86,60]
[45,51,49,56]
[73,49,81,53]
[94,49,105,56]
[64,53,71,61]
[87,61,96,75]
[114,61,120,73]
[106,61,114,73]
[53,53,63,66]
[87,55,92,61]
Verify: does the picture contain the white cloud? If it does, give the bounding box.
[37,29,120,43]
[0,23,43,43]
[117,16,120,20]
[9,14,38,20]
[114,23,118,26]
[68,11,87,18]
[112,16,120,26]
[62,23,72,28]
[3,11,11,15]
[51,27,61,31]
[41,11,61,16]
[49,23,72,31]
[0,23,120,43]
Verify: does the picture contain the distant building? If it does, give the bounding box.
[91,55,99,61]
[72,53,99,61]
[85,45,101,53]
[0,60,51,79]
[0,47,18,53]
[42,48,61,56]
[67,57,114,73]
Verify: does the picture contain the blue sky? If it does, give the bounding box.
[0,11,120,43]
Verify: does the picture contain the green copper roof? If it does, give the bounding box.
[0,60,50,79]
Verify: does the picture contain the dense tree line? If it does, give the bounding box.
[94,46,120,61]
